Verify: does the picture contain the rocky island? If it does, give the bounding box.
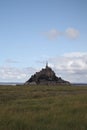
[25,63,70,85]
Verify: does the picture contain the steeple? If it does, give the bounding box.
[46,61,48,68]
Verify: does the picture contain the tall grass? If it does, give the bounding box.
[0,85,87,130]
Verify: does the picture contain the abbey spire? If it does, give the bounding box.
[46,61,48,68]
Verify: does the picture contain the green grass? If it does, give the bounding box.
[0,85,87,130]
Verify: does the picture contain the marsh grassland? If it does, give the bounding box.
[0,85,87,130]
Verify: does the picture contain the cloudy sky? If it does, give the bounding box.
[0,0,87,83]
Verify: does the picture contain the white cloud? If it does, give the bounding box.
[5,59,19,64]
[43,29,62,39]
[48,52,87,83]
[0,66,36,82]
[65,28,79,39]
[0,52,87,83]
[43,27,80,40]
[64,52,87,57]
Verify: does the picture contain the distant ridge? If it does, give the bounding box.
[72,83,87,86]
[0,82,24,86]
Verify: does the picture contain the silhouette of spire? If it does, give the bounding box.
[46,61,48,68]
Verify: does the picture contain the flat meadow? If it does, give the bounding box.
[0,85,87,130]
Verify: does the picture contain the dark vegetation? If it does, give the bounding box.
[0,85,87,130]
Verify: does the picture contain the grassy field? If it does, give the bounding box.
[0,85,87,130]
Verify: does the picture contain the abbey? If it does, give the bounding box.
[25,63,70,85]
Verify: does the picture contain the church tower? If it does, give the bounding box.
[46,61,48,68]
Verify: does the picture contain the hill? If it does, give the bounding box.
[25,63,70,85]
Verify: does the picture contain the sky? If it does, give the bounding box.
[0,0,87,83]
